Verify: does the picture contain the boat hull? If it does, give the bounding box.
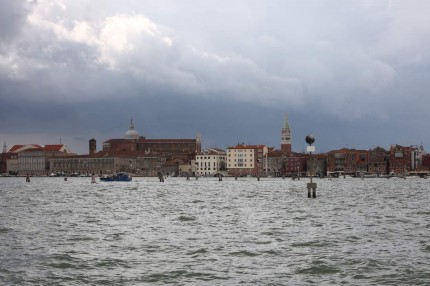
[100,172,132,182]
[100,177,132,182]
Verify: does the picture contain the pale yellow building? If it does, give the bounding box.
[227,144,268,177]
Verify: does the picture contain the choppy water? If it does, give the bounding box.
[1,176,429,285]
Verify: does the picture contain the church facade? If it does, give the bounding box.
[96,119,201,160]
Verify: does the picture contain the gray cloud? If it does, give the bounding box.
[0,0,30,41]
[1,0,430,153]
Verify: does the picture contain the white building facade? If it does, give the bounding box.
[13,144,73,175]
[195,148,226,176]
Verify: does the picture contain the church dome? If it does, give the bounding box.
[124,119,140,140]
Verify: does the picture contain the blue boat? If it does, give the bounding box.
[100,172,132,182]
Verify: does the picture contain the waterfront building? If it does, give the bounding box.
[0,143,18,174]
[227,144,268,177]
[0,143,7,173]
[286,154,308,176]
[195,148,227,176]
[50,156,136,176]
[0,152,18,174]
[389,144,417,175]
[0,155,6,174]
[422,154,430,170]
[264,150,285,176]
[327,149,349,175]
[355,150,369,173]
[135,155,166,176]
[136,138,200,160]
[326,148,368,176]
[367,147,389,175]
[101,120,201,161]
[411,144,425,171]
[50,149,169,176]
[6,154,19,175]
[178,159,197,177]
[307,154,327,177]
[264,150,307,177]
[8,144,73,175]
[280,114,292,154]
[163,157,187,177]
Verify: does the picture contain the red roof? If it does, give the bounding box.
[26,147,44,152]
[43,145,64,151]
[8,144,43,153]
[8,144,68,153]
[8,145,24,152]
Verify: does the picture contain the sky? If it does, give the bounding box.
[1,0,429,154]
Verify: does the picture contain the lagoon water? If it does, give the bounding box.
[1,176,429,285]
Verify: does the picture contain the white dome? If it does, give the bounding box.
[124,118,140,139]
[125,129,139,139]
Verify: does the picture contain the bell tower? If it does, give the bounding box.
[280,114,292,154]
[89,138,96,156]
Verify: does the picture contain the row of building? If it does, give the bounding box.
[1,117,429,177]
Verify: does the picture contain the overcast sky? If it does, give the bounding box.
[1,0,429,154]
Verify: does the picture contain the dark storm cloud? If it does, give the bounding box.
[1,0,430,153]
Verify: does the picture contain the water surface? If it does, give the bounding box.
[1,177,429,285]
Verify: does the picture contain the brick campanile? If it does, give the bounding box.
[280,114,292,154]
[89,138,96,156]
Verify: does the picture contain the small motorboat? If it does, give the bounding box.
[100,172,132,182]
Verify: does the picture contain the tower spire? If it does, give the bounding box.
[284,114,290,129]
[280,113,292,154]
[2,141,6,153]
[129,118,135,130]
[124,117,139,139]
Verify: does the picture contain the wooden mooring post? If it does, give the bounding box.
[158,172,164,182]
[306,135,317,198]
[307,182,317,198]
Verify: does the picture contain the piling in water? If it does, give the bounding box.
[307,182,317,198]
[158,172,164,182]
